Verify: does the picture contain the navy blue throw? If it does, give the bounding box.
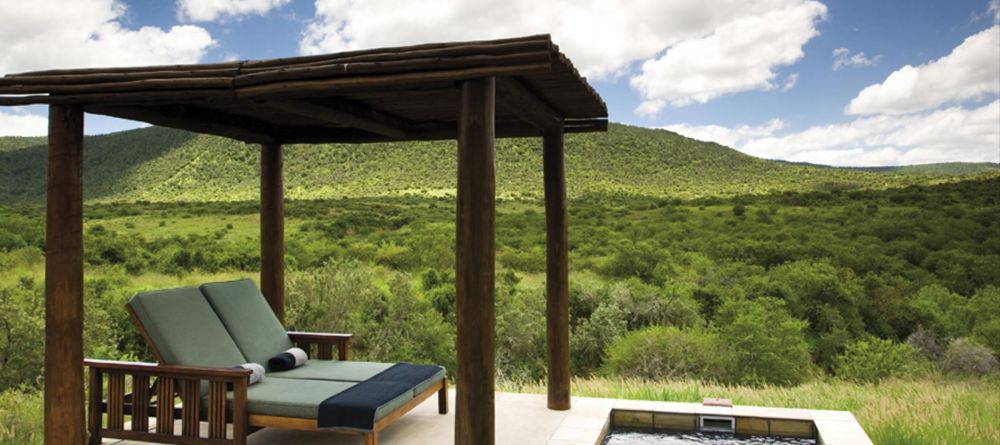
[318,363,441,430]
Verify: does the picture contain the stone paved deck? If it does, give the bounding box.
[102,390,871,445]
[103,391,613,445]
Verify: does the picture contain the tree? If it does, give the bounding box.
[715,297,813,386]
[835,338,927,383]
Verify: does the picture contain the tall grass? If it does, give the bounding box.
[500,376,1000,445]
[0,389,42,445]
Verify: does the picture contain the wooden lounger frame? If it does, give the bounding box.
[84,305,448,445]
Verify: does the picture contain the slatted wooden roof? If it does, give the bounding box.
[0,35,607,144]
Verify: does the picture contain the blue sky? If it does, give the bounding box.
[1,0,997,166]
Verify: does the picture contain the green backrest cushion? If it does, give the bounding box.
[128,287,247,368]
[200,279,294,369]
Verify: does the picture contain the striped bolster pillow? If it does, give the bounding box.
[231,363,265,387]
[268,347,309,371]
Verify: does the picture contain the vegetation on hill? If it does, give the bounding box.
[3,124,993,204]
[779,160,1000,176]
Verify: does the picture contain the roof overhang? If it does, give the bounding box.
[0,35,607,144]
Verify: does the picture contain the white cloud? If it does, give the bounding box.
[0,0,215,75]
[667,101,1000,166]
[846,25,1000,115]
[178,0,290,22]
[783,73,800,92]
[630,1,827,115]
[0,108,48,137]
[832,47,881,70]
[301,0,823,84]
[663,119,786,149]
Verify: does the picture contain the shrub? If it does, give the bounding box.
[939,338,999,376]
[495,281,546,382]
[968,286,1000,355]
[715,297,813,386]
[0,283,43,390]
[906,327,944,361]
[603,325,724,381]
[571,303,628,375]
[909,284,969,339]
[835,338,927,383]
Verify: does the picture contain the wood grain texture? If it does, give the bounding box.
[543,126,571,411]
[208,382,228,440]
[454,77,496,445]
[260,142,285,323]
[132,375,151,432]
[44,104,86,445]
[87,367,103,445]
[156,377,176,436]
[180,379,201,437]
[107,372,126,430]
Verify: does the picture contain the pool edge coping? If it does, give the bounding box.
[542,397,873,445]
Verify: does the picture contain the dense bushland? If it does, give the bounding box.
[0,138,997,443]
[1,177,997,391]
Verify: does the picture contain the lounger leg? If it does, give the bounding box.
[438,379,449,414]
[365,431,378,445]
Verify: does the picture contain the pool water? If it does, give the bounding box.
[602,429,817,445]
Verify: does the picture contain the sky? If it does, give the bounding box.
[0,0,997,166]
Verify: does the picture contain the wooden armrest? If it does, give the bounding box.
[286,331,353,360]
[85,358,250,443]
[84,359,251,382]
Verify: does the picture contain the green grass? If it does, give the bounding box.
[500,377,1000,445]
[0,389,42,445]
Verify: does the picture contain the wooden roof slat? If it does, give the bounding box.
[234,62,553,100]
[238,34,552,70]
[0,77,233,95]
[0,68,241,86]
[233,51,551,88]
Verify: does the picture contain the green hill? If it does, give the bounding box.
[0,123,991,203]
[778,160,1000,176]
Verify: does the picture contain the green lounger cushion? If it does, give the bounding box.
[210,378,414,420]
[270,361,445,397]
[269,360,393,382]
[200,279,294,368]
[410,365,447,396]
[128,287,247,368]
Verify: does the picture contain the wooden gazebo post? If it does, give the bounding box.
[260,142,285,322]
[44,104,86,445]
[455,76,497,445]
[543,124,570,410]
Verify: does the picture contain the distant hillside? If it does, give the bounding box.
[778,160,1000,176]
[0,124,992,203]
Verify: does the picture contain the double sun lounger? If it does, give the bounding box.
[85,279,448,445]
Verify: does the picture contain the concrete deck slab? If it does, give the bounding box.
[103,391,613,445]
[99,391,870,445]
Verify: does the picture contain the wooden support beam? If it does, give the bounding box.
[267,99,411,139]
[86,104,277,144]
[260,142,285,323]
[543,125,571,411]
[455,77,496,445]
[496,77,562,132]
[45,104,87,445]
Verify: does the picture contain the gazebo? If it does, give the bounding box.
[0,35,607,445]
